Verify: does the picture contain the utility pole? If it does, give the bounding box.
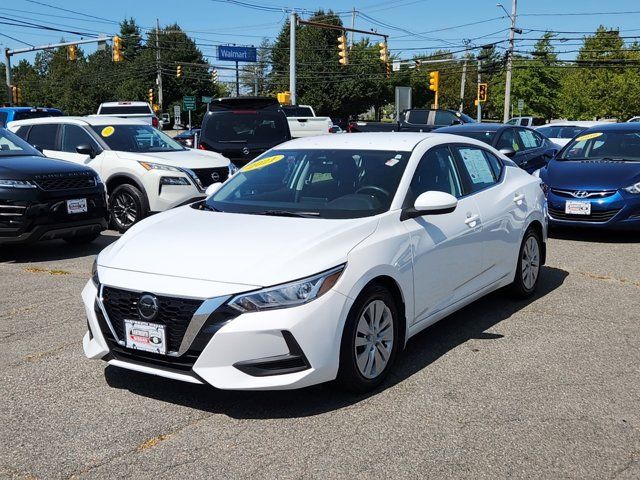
[4,48,12,105]
[477,59,482,122]
[503,0,518,123]
[156,19,163,112]
[254,64,258,95]
[289,11,296,105]
[459,40,469,113]
[235,61,240,96]
[350,8,356,47]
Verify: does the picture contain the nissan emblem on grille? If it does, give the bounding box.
[210,172,220,182]
[137,294,159,321]
[572,191,589,198]
[242,147,250,155]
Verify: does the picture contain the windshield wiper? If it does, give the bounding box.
[251,210,320,218]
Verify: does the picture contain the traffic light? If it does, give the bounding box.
[11,86,22,105]
[429,71,439,92]
[478,83,488,102]
[415,59,422,70]
[67,44,77,61]
[211,69,217,83]
[176,65,182,78]
[337,34,348,66]
[379,42,388,63]
[112,36,123,62]
[148,88,153,104]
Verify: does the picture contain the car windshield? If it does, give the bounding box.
[206,149,411,219]
[559,131,640,161]
[0,127,41,157]
[451,130,495,145]
[91,124,185,152]
[458,112,476,123]
[203,110,289,145]
[538,125,587,139]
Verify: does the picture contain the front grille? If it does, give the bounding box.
[191,167,229,189]
[35,173,96,191]
[101,287,203,353]
[549,206,620,223]
[550,188,617,199]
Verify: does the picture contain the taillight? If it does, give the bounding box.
[198,143,206,150]
[152,117,159,128]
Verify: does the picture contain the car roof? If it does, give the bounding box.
[434,122,507,133]
[98,101,150,107]
[8,115,149,127]
[0,106,61,112]
[540,121,607,128]
[580,122,640,133]
[274,132,489,151]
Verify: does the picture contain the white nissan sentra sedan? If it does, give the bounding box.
[83,133,547,392]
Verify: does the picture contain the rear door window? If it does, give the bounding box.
[433,111,457,126]
[406,110,429,124]
[517,128,543,150]
[27,124,58,150]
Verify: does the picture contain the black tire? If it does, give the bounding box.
[336,285,400,393]
[109,184,147,233]
[63,233,100,244]
[509,227,542,299]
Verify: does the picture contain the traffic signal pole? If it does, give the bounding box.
[4,36,108,106]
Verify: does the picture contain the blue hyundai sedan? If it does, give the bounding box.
[538,123,640,229]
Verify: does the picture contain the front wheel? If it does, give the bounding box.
[109,184,147,233]
[509,227,542,298]
[336,285,400,393]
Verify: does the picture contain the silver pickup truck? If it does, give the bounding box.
[95,101,160,128]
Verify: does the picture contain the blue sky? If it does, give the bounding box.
[2,0,640,84]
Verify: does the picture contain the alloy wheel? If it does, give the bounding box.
[354,299,394,379]
[521,235,540,290]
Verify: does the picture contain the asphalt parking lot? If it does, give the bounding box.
[1,229,639,479]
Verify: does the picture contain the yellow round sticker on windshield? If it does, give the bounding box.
[101,126,115,137]
[575,132,603,142]
[241,155,284,173]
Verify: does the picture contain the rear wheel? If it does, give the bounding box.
[509,227,542,298]
[109,184,147,233]
[336,285,400,393]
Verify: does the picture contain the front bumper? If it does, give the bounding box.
[546,190,640,230]
[82,279,352,390]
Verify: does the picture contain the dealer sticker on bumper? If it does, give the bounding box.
[124,319,167,354]
[66,198,87,214]
[565,200,591,216]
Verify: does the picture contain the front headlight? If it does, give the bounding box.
[138,161,182,172]
[91,259,100,287]
[228,162,239,176]
[228,265,345,313]
[624,181,640,194]
[0,179,36,189]
[160,176,190,186]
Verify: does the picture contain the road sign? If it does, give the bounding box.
[517,98,524,110]
[218,45,257,62]
[182,96,196,111]
[173,104,181,119]
[201,96,212,104]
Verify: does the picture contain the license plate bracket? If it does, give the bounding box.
[124,319,167,355]
[67,198,87,214]
[565,200,591,216]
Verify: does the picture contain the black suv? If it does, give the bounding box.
[0,127,108,245]
[199,97,291,167]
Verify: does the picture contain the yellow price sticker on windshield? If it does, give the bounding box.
[101,126,115,137]
[575,132,603,142]
[241,154,284,172]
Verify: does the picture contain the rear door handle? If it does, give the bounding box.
[465,213,480,226]
[514,193,526,204]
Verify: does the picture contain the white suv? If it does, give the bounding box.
[8,116,234,232]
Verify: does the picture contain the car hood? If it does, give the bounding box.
[542,159,640,190]
[114,149,230,169]
[0,155,92,179]
[99,206,379,287]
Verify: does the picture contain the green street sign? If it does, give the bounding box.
[201,96,212,104]
[182,96,196,111]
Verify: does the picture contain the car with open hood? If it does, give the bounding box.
[83,132,547,392]
[8,116,233,232]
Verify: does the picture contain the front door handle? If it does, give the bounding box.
[513,193,526,204]
[465,213,480,227]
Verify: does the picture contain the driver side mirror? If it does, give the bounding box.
[401,191,458,220]
[205,182,223,198]
[499,147,517,158]
[76,144,98,159]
